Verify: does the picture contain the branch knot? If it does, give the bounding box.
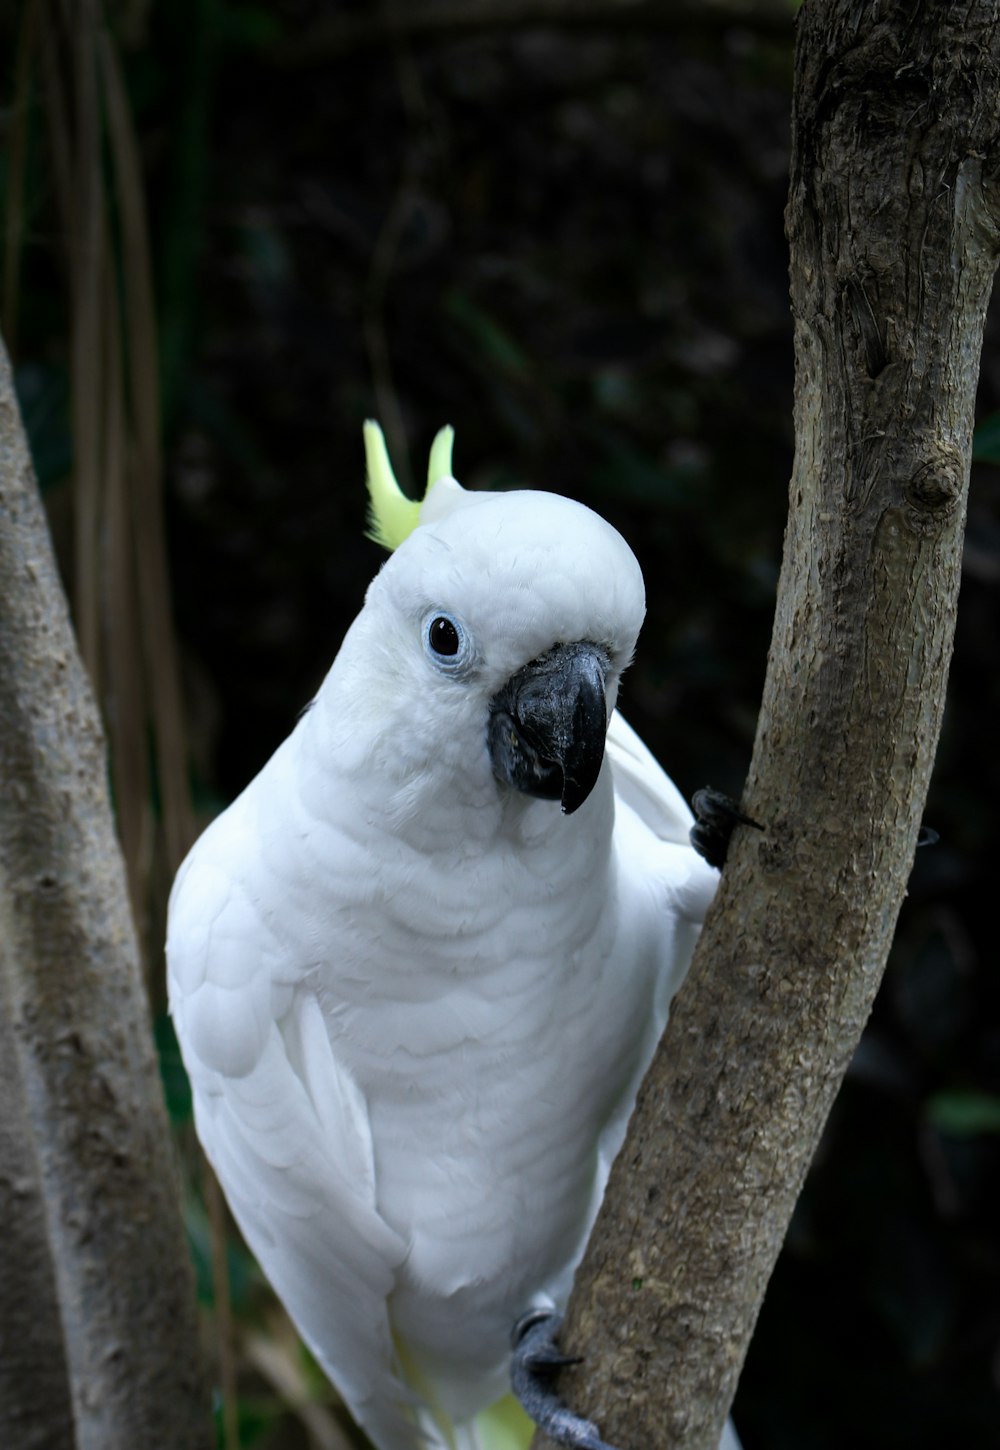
[904,450,963,520]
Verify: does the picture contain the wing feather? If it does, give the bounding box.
[168,860,417,1450]
[606,710,694,844]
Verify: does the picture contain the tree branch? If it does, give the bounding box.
[276,0,793,68]
[0,334,212,1450]
[538,4,1000,1446]
[0,1004,74,1450]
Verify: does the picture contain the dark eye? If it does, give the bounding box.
[423,611,472,673]
[428,615,460,656]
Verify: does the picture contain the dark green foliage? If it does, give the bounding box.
[156,1014,193,1124]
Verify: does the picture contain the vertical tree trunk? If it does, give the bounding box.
[0,1006,75,1450]
[542,5,1000,1448]
[0,334,212,1450]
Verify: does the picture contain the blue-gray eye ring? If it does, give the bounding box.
[423,611,470,671]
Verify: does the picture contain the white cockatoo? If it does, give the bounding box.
[167,424,735,1450]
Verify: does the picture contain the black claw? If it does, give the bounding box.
[511,1307,553,1348]
[690,786,763,869]
[510,1312,620,1450]
[917,825,940,847]
[511,1309,582,1371]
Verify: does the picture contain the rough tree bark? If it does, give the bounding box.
[0,1005,75,1449]
[539,5,1000,1448]
[0,335,212,1449]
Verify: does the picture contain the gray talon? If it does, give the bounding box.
[510,1311,620,1450]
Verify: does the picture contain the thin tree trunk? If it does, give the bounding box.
[0,334,212,1449]
[540,5,1000,1447]
[0,1005,75,1450]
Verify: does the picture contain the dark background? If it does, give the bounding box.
[4,2,1000,1446]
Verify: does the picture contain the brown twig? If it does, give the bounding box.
[99,27,196,873]
[3,0,45,357]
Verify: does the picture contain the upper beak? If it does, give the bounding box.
[487,641,609,814]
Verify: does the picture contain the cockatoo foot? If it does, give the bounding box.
[509,1311,619,1450]
[690,786,762,869]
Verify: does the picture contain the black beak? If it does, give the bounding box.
[487,642,609,814]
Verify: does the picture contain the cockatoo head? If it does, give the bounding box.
[320,425,645,819]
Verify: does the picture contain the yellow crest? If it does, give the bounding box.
[364,420,455,552]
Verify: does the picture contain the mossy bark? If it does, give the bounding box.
[0,334,212,1450]
[540,5,1000,1448]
